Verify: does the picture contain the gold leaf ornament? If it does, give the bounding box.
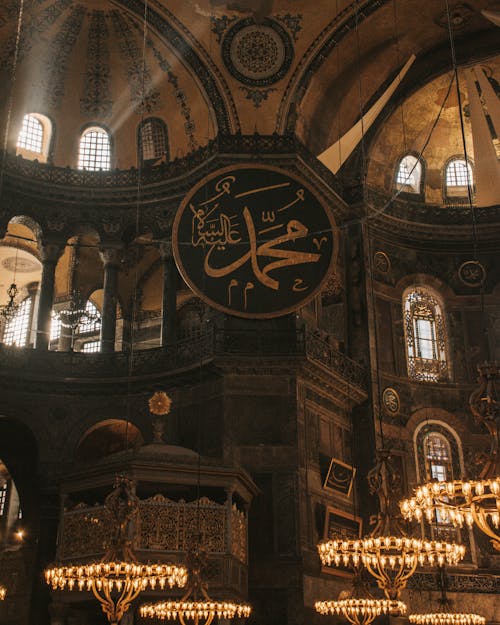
[148,392,172,416]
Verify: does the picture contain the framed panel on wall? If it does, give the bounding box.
[322,506,363,578]
[323,457,356,497]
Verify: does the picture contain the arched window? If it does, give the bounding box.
[50,310,61,342]
[16,113,52,163]
[403,288,448,382]
[77,300,101,335]
[395,154,422,194]
[415,422,463,540]
[445,158,473,198]
[2,297,32,347]
[138,118,168,164]
[78,126,111,171]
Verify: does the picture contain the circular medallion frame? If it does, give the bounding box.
[382,387,400,415]
[172,164,337,319]
[222,18,294,87]
[458,260,486,287]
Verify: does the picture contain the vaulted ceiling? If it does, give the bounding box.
[0,0,498,169]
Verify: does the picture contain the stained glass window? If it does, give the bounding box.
[403,289,448,382]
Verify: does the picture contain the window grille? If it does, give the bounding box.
[78,300,101,335]
[396,155,422,193]
[0,484,7,516]
[17,114,43,153]
[2,298,32,347]
[446,159,472,187]
[140,119,168,162]
[403,289,448,382]
[78,127,111,171]
[82,340,100,353]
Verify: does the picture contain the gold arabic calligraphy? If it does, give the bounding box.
[190,177,320,294]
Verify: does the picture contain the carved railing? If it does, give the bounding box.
[1,134,342,196]
[57,495,248,594]
[58,495,247,563]
[366,186,500,225]
[0,327,367,391]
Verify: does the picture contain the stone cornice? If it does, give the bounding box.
[365,187,500,245]
[0,328,367,396]
[0,134,347,242]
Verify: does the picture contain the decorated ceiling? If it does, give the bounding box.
[0,0,498,169]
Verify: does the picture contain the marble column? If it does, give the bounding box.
[99,246,122,353]
[159,240,177,346]
[35,243,63,350]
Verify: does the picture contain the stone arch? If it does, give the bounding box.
[116,0,238,134]
[0,416,38,531]
[75,419,144,464]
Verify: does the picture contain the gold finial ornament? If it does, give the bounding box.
[148,391,172,416]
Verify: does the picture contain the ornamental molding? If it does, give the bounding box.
[0,135,347,244]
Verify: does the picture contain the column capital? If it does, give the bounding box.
[38,242,64,264]
[158,239,174,261]
[99,245,124,267]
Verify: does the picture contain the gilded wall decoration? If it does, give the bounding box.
[458,260,486,287]
[210,14,237,43]
[222,17,294,87]
[42,5,85,110]
[110,10,161,114]
[172,164,336,318]
[127,19,198,151]
[239,86,276,108]
[119,0,235,133]
[57,495,247,563]
[323,458,356,496]
[382,387,400,414]
[374,250,391,274]
[275,13,303,41]
[0,0,73,74]
[435,3,474,30]
[80,10,113,119]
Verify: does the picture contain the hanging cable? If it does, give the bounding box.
[124,0,151,453]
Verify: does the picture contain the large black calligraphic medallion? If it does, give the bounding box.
[172,165,336,318]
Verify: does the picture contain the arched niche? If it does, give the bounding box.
[0,417,38,534]
[75,419,144,464]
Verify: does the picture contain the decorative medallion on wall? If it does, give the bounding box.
[1,257,40,273]
[374,251,391,274]
[382,387,400,415]
[458,260,486,287]
[222,18,294,87]
[172,164,336,319]
[435,3,474,30]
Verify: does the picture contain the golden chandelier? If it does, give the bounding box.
[407,566,486,625]
[409,613,485,625]
[318,451,465,600]
[45,477,187,625]
[0,584,5,600]
[315,598,406,625]
[314,571,406,625]
[140,547,252,625]
[401,363,500,552]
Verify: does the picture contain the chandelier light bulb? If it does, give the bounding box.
[400,478,500,551]
[409,613,486,625]
[315,598,406,625]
